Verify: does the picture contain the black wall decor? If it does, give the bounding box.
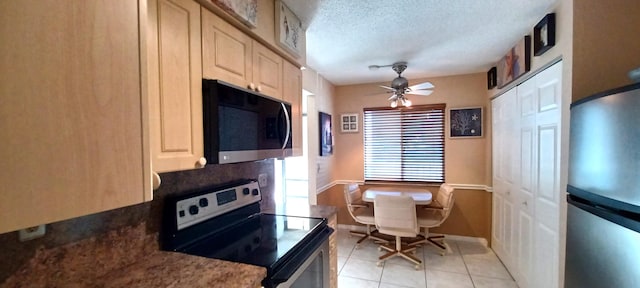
[487,67,497,89]
[534,13,556,56]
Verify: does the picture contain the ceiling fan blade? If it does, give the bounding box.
[406,89,434,96]
[387,94,398,101]
[408,82,434,90]
[379,85,396,91]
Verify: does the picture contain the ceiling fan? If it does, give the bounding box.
[372,62,435,108]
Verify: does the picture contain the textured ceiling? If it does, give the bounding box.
[283,0,558,85]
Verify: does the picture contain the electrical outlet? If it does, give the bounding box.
[258,173,268,188]
[19,225,46,242]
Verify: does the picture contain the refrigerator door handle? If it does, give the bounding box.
[567,195,640,234]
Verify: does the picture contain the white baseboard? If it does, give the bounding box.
[336,224,489,247]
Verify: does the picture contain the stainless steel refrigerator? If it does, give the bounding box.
[565,83,640,288]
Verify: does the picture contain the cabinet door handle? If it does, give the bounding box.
[197,157,207,167]
[256,85,262,92]
[522,201,528,206]
[248,83,256,90]
[152,172,161,190]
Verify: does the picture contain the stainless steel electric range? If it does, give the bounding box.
[161,179,333,288]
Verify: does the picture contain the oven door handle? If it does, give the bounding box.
[270,226,333,286]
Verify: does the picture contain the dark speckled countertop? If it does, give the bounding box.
[0,205,337,288]
[0,223,265,288]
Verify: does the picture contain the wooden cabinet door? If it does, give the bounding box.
[283,61,303,156]
[148,0,204,173]
[202,9,253,89]
[0,0,149,234]
[253,41,283,99]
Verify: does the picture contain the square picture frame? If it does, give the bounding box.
[450,107,483,138]
[275,0,303,57]
[497,35,531,88]
[341,113,358,133]
[319,112,333,156]
[534,13,556,56]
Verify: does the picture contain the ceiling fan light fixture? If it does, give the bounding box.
[390,100,398,108]
[403,98,412,107]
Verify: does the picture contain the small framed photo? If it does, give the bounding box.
[487,67,497,89]
[450,107,483,138]
[341,113,358,133]
[534,13,556,56]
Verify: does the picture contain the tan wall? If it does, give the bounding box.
[572,0,640,101]
[302,67,337,192]
[332,73,489,185]
[317,184,492,241]
[317,72,492,241]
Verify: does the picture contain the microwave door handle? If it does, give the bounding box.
[281,103,291,149]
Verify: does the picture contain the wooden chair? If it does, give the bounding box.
[374,194,422,269]
[343,183,387,248]
[416,183,455,255]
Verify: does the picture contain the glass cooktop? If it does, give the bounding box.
[181,213,325,270]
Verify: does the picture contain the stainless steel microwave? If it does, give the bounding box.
[203,79,292,164]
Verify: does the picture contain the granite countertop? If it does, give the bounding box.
[0,206,337,288]
[99,251,265,288]
[0,223,265,288]
[2,251,265,288]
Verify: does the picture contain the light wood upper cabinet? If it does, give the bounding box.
[147,0,204,173]
[202,8,253,89]
[202,9,283,99]
[283,61,303,156]
[0,0,150,234]
[252,41,283,99]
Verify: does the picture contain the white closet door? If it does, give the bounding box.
[514,75,537,288]
[491,61,563,288]
[532,62,563,288]
[491,88,518,269]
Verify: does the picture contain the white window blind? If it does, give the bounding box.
[363,104,445,183]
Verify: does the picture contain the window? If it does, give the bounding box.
[363,104,445,183]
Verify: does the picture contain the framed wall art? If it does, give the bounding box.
[487,66,497,89]
[210,0,257,28]
[319,112,333,156]
[534,13,556,56]
[275,0,304,57]
[341,113,358,133]
[496,35,531,88]
[450,107,483,138]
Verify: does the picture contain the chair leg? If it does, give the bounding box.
[376,236,422,270]
[350,225,390,247]
[424,229,448,255]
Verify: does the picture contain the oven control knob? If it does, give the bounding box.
[199,198,209,207]
[188,205,199,215]
[252,189,259,196]
[253,237,260,244]
[243,188,250,195]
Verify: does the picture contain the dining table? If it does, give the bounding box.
[362,186,433,205]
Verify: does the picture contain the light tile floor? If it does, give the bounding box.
[336,228,519,288]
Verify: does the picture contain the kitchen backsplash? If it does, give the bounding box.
[0,159,275,283]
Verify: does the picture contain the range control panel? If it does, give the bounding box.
[175,181,261,230]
